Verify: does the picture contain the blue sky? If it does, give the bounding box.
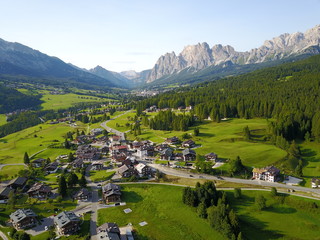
[1,0,320,72]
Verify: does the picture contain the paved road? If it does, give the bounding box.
[100,110,133,140]
[0,230,8,240]
[85,165,99,240]
[0,163,26,170]
[148,164,320,196]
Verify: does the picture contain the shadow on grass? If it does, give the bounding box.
[133,232,150,240]
[0,139,7,143]
[239,215,284,240]
[122,191,143,203]
[266,206,297,214]
[198,132,215,138]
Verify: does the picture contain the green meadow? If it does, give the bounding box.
[107,112,287,168]
[90,170,115,182]
[0,165,26,180]
[0,114,7,126]
[0,122,86,164]
[98,184,224,240]
[40,92,104,110]
[228,190,320,240]
[299,141,320,187]
[98,184,320,240]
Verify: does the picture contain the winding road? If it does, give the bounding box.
[100,110,133,140]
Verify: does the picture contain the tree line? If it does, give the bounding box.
[136,55,320,142]
[0,84,42,113]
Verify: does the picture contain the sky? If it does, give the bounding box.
[0,0,320,72]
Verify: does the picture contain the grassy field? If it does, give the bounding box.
[105,111,137,132]
[0,114,7,126]
[299,141,320,187]
[0,165,26,180]
[90,170,115,182]
[111,115,287,168]
[228,190,320,240]
[40,92,105,110]
[98,184,320,240]
[0,122,86,164]
[98,184,224,240]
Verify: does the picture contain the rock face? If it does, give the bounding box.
[147,24,320,83]
[120,69,151,84]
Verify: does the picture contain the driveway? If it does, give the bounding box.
[26,216,54,236]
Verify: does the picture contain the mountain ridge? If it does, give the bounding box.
[0,38,117,89]
[147,24,320,83]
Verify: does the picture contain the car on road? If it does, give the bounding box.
[97,184,102,187]
[189,175,193,177]
[217,176,224,180]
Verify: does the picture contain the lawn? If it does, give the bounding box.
[90,170,115,182]
[98,184,224,240]
[105,111,136,133]
[40,92,105,111]
[299,141,320,187]
[0,165,26,180]
[0,114,7,126]
[0,122,86,164]
[127,118,287,168]
[228,190,320,240]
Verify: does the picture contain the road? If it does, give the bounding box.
[100,110,133,140]
[100,110,320,197]
[0,230,8,240]
[148,164,320,196]
[0,163,26,170]
[85,165,99,240]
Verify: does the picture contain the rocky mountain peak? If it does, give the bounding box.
[147,24,320,83]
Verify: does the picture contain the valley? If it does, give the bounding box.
[1,21,320,240]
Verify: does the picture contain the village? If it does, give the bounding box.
[2,103,320,240]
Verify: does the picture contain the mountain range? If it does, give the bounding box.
[146,24,320,83]
[0,24,320,89]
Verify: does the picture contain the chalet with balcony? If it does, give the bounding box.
[73,188,91,201]
[10,209,37,230]
[182,148,196,161]
[135,163,152,177]
[91,161,104,170]
[27,182,52,199]
[72,159,85,169]
[118,164,138,178]
[45,161,59,174]
[205,152,218,161]
[31,158,47,168]
[102,183,121,203]
[182,139,196,148]
[165,136,180,145]
[54,211,80,235]
[97,222,121,240]
[160,148,174,160]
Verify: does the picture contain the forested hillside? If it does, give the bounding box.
[0,84,42,113]
[137,55,320,142]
